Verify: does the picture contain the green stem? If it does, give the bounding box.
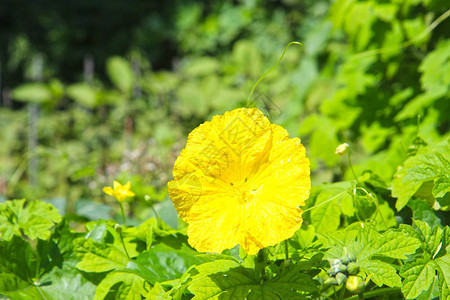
[247,41,303,104]
[358,290,364,300]
[256,249,267,283]
[344,287,401,300]
[339,287,346,300]
[303,191,347,213]
[347,149,359,183]
[119,202,126,225]
[284,240,289,262]
[119,230,131,260]
[150,205,160,228]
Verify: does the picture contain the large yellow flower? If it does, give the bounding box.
[168,107,310,255]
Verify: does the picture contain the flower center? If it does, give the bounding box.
[229,177,260,204]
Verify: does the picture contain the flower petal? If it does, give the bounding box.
[103,187,114,196]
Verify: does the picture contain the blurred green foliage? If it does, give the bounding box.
[1,0,449,225]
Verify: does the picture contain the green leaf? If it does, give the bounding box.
[413,219,443,255]
[408,199,442,228]
[0,273,42,299]
[361,260,401,287]
[0,273,31,295]
[434,254,450,300]
[310,190,342,233]
[144,282,171,300]
[0,199,62,241]
[419,39,450,94]
[400,257,436,299]
[37,264,96,300]
[393,151,450,211]
[74,238,129,272]
[11,83,53,103]
[188,259,317,300]
[125,244,212,284]
[0,236,38,297]
[94,271,145,300]
[400,222,450,299]
[106,56,134,93]
[359,229,421,261]
[433,176,450,198]
[188,260,253,299]
[392,166,422,211]
[348,225,421,287]
[67,83,99,108]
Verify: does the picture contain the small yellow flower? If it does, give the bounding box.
[103,181,135,202]
[168,108,311,255]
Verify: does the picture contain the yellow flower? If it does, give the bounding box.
[103,181,135,202]
[168,108,310,255]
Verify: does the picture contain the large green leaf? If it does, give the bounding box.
[125,244,212,284]
[94,271,145,300]
[392,151,450,211]
[0,236,38,297]
[358,229,421,261]
[37,264,96,300]
[434,254,450,300]
[74,238,129,272]
[322,225,421,288]
[188,259,317,300]
[189,260,255,299]
[361,259,401,288]
[400,257,435,299]
[400,221,450,299]
[0,199,62,241]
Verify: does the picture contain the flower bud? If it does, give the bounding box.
[324,277,338,285]
[114,223,122,233]
[335,143,349,156]
[336,272,347,285]
[346,276,365,293]
[340,247,351,264]
[347,262,359,275]
[327,263,347,275]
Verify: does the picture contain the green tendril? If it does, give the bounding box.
[247,41,303,105]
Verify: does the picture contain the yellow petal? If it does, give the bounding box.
[113,181,121,190]
[103,187,114,196]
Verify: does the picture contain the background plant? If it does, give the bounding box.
[0,0,449,299]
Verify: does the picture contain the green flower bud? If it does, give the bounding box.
[328,263,347,275]
[114,223,122,233]
[347,262,359,275]
[346,276,365,293]
[340,247,356,264]
[324,277,338,285]
[336,272,347,285]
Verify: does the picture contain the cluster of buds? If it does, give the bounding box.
[324,247,364,293]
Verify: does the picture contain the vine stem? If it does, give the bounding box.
[119,230,131,260]
[347,148,359,183]
[344,287,401,300]
[350,9,450,60]
[303,191,347,213]
[284,240,289,262]
[119,202,126,225]
[247,41,303,104]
